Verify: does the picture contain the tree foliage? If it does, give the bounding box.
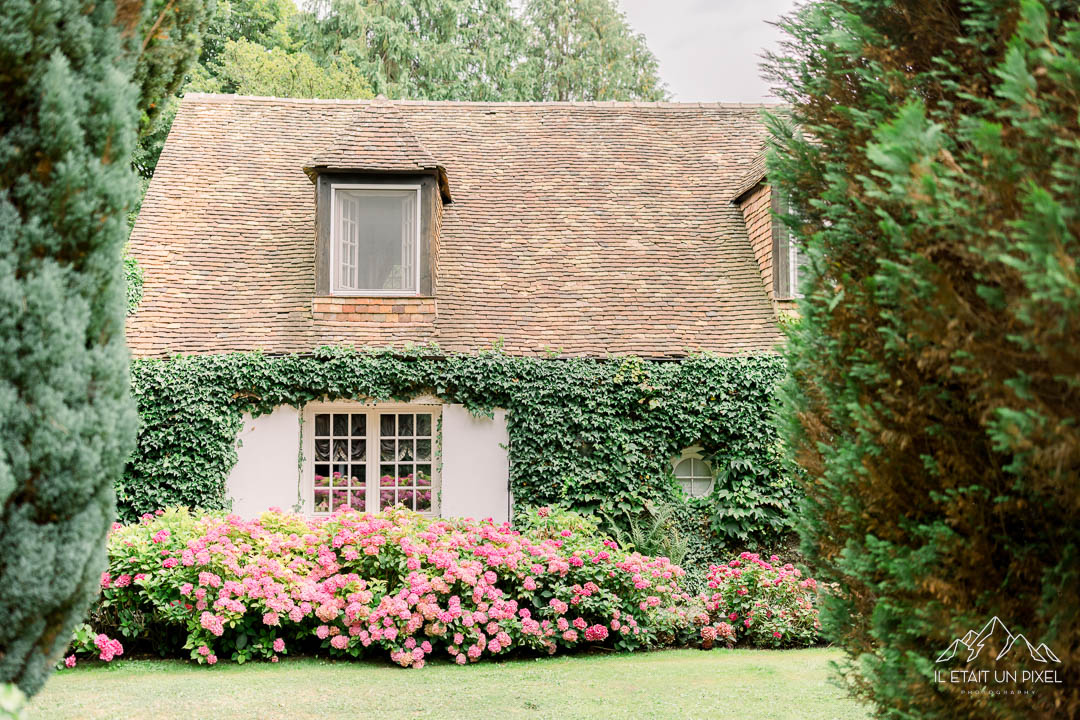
[292,0,667,102]
[295,0,528,101]
[0,0,207,696]
[519,0,666,101]
[199,0,296,67]
[133,0,667,179]
[191,39,373,98]
[135,0,296,179]
[766,1,1080,717]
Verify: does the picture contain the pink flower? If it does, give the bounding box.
[180,583,193,596]
[584,624,608,642]
[273,638,285,653]
[197,645,211,656]
[316,625,330,640]
[199,612,225,637]
[331,635,349,650]
[206,654,218,665]
[94,634,124,662]
[162,558,178,568]
[773,631,782,639]
[64,655,76,669]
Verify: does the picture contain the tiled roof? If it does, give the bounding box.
[730,146,768,204]
[127,94,783,358]
[304,101,445,182]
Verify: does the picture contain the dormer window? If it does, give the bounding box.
[773,192,807,300]
[304,101,451,300]
[331,185,421,295]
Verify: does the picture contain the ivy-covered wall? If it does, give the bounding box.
[124,347,793,558]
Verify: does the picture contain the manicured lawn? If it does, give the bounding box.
[27,648,866,720]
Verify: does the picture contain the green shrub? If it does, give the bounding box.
[700,553,821,649]
[81,506,693,666]
[767,1,1080,717]
[65,506,823,667]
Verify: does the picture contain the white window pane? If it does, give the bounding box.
[674,453,712,497]
[313,412,368,514]
[333,188,419,293]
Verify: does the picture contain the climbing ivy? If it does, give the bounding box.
[124,347,792,553]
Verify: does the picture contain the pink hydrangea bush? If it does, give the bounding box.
[700,552,821,648]
[92,505,691,667]
[58,623,124,669]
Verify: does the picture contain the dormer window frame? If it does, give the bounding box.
[772,188,806,301]
[328,182,423,297]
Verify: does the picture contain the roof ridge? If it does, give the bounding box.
[182,92,784,110]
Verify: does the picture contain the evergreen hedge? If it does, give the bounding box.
[767,1,1079,717]
[124,349,794,564]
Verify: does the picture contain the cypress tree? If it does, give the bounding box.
[0,0,208,695]
[767,1,1079,718]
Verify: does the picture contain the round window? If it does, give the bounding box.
[674,457,713,498]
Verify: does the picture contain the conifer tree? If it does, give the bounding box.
[0,0,208,695]
[767,1,1079,717]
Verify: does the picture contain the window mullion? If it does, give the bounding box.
[367,410,376,511]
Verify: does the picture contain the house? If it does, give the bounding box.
[127,94,802,522]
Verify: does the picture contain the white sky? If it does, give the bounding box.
[618,0,800,102]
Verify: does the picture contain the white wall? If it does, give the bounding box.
[225,402,510,522]
[226,406,301,517]
[440,405,510,523]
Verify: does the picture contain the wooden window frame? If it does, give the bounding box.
[303,401,441,517]
[771,189,804,300]
[329,183,422,297]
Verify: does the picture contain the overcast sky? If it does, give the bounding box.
[619,0,799,102]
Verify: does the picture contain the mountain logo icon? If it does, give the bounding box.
[936,617,1061,664]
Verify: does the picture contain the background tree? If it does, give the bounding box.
[200,0,296,67]
[0,0,209,697]
[766,1,1079,718]
[519,0,666,101]
[293,0,528,101]
[291,0,667,102]
[191,38,372,98]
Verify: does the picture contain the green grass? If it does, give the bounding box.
[27,648,867,720]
